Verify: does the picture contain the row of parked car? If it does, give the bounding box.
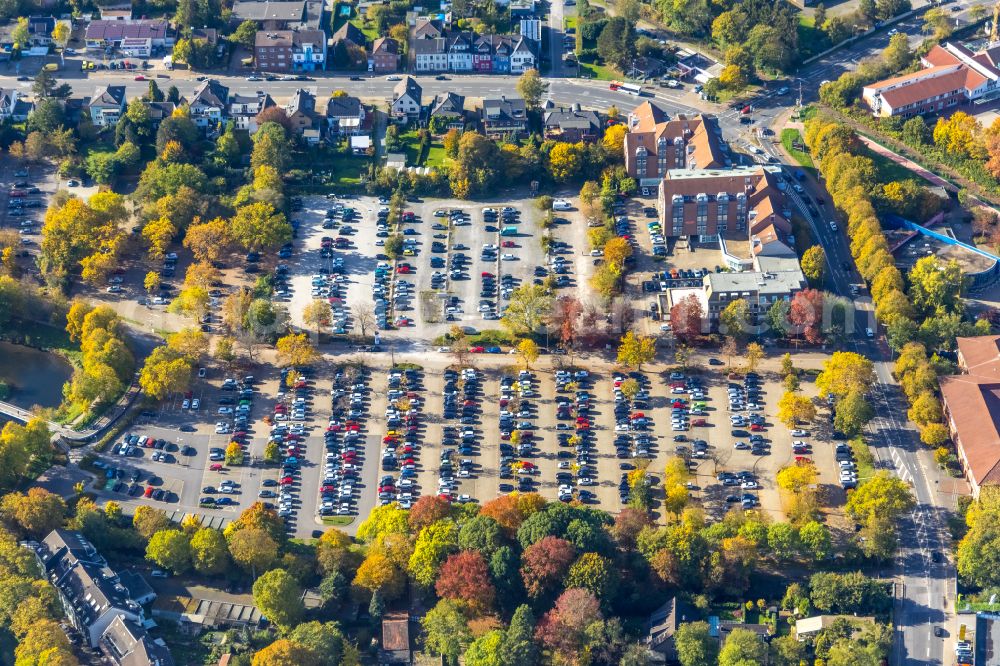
[437,367,480,504]
[380,367,424,508]
[554,370,597,503]
[320,367,369,516]
[501,371,540,497]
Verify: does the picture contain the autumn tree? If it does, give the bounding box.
[789,288,824,343]
[535,588,603,663]
[436,550,496,614]
[719,298,750,339]
[670,294,704,342]
[520,536,575,598]
[275,333,319,367]
[228,527,279,574]
[408,496,452,531]
[616,331,656,370]
[502,284,553,336]
[516,338,540,369]
[801,245,826,284]
[776,391,817,427]
[0,488,66,537]
[190,527,229,576]
[817,351,876,399]
[516,68,548,109]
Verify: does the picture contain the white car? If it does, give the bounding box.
[552,199,572,211]
[386,75,402,81]
[501,253,516,261]
[790,429,809,437]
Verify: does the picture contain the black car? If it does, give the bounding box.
[349,75,364,81]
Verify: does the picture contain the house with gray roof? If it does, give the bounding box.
[325,94,368,137]
[229,90,275,132]
[0,88,33,122]
[189,79,229,131]
[87,85,126,127]
[100,615,174,666]
[391,76,422,121]
[480,95,527,138]
[230,0,318,29]
[544,104,602,142]
[429,92,466,132]
[36,530,155,649]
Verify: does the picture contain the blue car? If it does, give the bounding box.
[486,346,501,353]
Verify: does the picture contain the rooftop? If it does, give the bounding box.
[706,268,805,296]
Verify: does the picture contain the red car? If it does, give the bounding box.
[144,486,155,498]
[794,456,811,463]
[280,476,294,485]
[469,346,485,353]
[134,74,146,81]
[750,424,765,432]
[395,318,411,327]
[501,241,516,247]
[396,265,412,274]
[693,418,707,427]
[481,271,494,278]
[438,493,453,502]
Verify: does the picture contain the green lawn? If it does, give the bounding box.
[309,152,370,188]
[564,14,577,31]
[860,144,924,187]
[424,143,450,168]
[579,62,618,80]
[781,129,815,169]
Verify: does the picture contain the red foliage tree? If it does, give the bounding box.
[550,296,583,349]
[669,294,704,343]
[535,588,603,660]
[520,536,576,598]
[434,550,496,614]
[407,495,451,531]
[789,288,825,344]
[610,507,652,550]
[255,106,292,132]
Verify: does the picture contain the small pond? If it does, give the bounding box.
[0,341,73,410]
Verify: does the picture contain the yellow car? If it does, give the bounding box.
[403,248,415,256]
[43,63,59,72]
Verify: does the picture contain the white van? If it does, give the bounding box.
[552,199,572,211]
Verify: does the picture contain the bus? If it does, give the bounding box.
[609,80,642,96]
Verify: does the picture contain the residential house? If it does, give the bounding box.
[189,79,229,130]
[645,597,696,663]
[84,20,173,50]
[412,17,445,40]
[100,615,174,666]
[381,612,412,664]
[285,88,320,142]
[326,94,368,137]
[229,90,276,132]
[446,31,474,71]
[429,92,466,131]
[0,88,33,122]
[480,95,527,138]
[390,76,422,120]
[371,37,399,72]
[794,615,876,640]
[25,16,56,45]
[862,42,1000,118]
[254,29,327,72]
[544,104,602,142]
[938,335,1000,497]
[331,22,367,68]
[412,37,447,72]
[231,0,311,29]
[87,85,126,127]
[147,100,178,128]
[36,530,154,649]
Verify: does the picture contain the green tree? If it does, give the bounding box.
[230,202,291,252]
[190,527,229,575]
[503,604,539,666]
[501,284,553,335]
[834,389,875,437]
[228,527,279,574]
[719,298,750,339]
[908,256,964,316]
[596,16,636,70]
[231,20,258,49]
[288,621,346,666]
[422,599,471,665]
[516,68,548,109]
[846,470,916,523]
[408,520,459,588]
[718,627,767,666]
[674,621,718,666]
[145,529,191,573]
[252,568,304,632]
